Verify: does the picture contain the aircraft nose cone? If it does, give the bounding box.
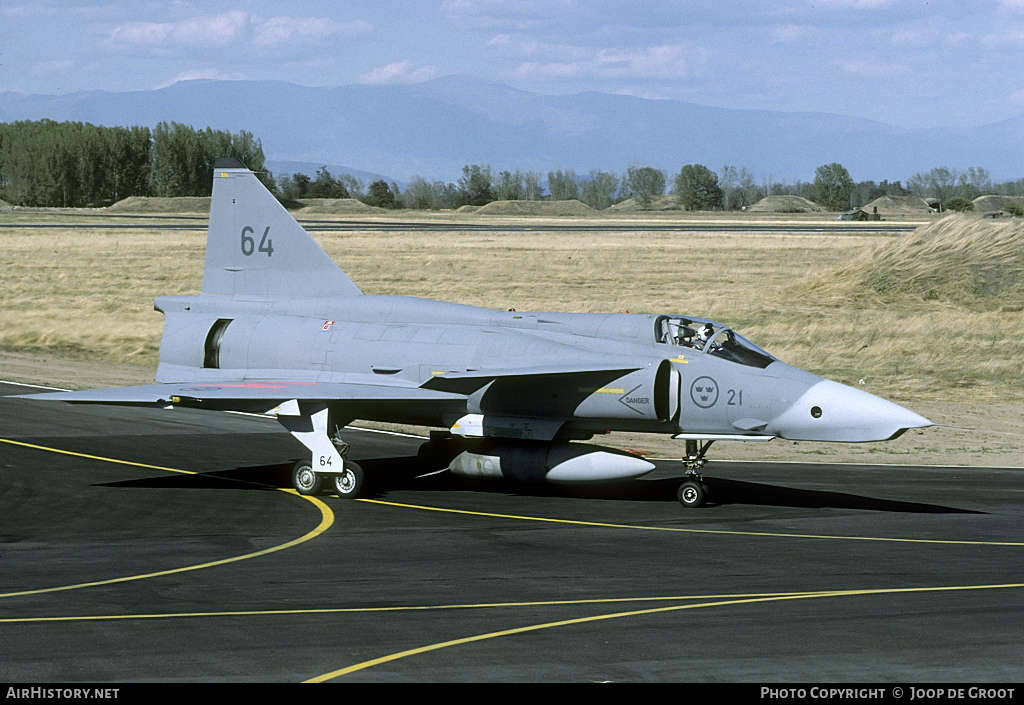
[766,379,931,442]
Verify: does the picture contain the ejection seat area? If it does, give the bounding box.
[654,315,776,369]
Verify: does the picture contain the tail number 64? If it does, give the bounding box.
[241,226,274,257]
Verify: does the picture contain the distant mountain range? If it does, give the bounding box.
[2,75,1022,184]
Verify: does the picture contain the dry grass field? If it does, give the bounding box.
[2,209,1022,466]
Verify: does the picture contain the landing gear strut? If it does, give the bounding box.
[279,403,366,498]
[289,437,363,497]
[678,439,713,508]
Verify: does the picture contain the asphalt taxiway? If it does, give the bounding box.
[1,381,1021,682]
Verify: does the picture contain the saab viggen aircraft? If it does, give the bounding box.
[20,159,932,507]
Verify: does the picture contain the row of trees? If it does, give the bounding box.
[393,162,871,212]
[800,164,1024,212]
[0,120,268,207]
[5,120,1024,211]
[400,165,670,211]
[0,121,150,207]
[150,122,268,197]
[394,162,1024,212]
[275,161,921,213]
[277,166,361,201]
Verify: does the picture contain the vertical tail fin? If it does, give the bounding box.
[202,158,362,299]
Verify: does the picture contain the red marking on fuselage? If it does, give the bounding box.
[191,382,319,389]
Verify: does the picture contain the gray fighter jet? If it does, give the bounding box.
[21,159,931,507]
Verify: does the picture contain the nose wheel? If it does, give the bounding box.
[678,478,709,508]
[678,439,713,508]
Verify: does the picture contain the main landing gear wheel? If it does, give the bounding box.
[332,461,365,498]
[291,460,322,496]
[678,479,709,508]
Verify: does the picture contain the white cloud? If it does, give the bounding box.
[442,0,574,30]
[155,69,248,89]
[253,17,372,47]
[613,85,677,101]
[174,10,249,45]
[107,12,370,52]
[442,0,566,17]
[1009,88,1024,107]
[890,28,937,48]
[805,0,895,8]
[30,59,75,77]
[982,25,1024,47]
[108,21,175,47]
[841,58,910,77]
[357,61,438,84]
[108,11,248,49]
[487,34,590,62]
[944,32,972,48]
[109,10,250,48]
[510,43,713,82]
[770,24,813,44]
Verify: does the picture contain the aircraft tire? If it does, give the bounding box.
[292,460,323,496]
[678,480,707,508]
[332,461,365,498]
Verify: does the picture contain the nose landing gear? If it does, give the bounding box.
[678,439,713,508]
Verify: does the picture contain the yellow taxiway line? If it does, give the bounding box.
[0,438,334,599]
[357,498,1024,547]
[5,436,1023,683]
[308,582,1024,681]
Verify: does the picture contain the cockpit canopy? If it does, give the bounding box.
[655,315,777,369]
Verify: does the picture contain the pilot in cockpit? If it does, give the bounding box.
[697,323,716,349]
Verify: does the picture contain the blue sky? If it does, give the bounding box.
[4,0,1024,128]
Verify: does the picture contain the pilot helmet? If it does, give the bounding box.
[697,324,714,343]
